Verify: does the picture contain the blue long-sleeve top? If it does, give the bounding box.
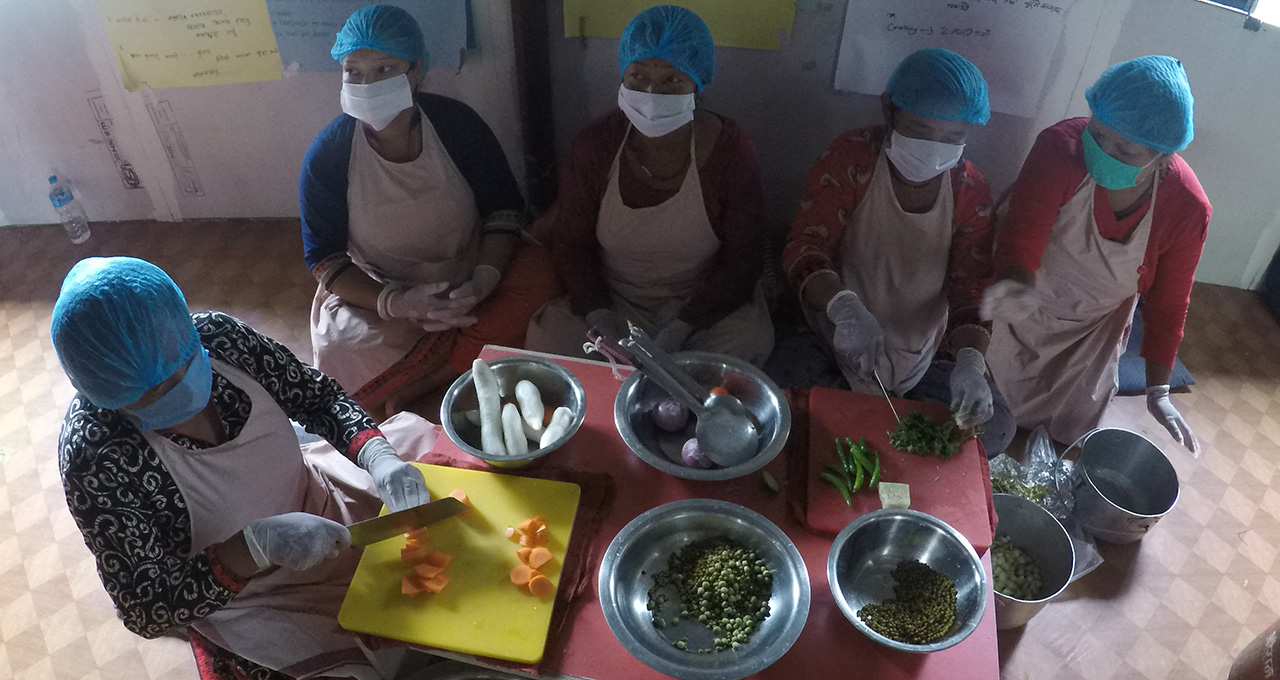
[299,92,527,280]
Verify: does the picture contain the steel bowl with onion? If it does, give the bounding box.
[613,351,791,481]
[827,509,987,653]
[598,499,810,680]
[439,357,586,468]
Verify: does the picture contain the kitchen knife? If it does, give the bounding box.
[347,497,468,547]
[871,369,901,424]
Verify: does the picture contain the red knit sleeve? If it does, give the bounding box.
[550,114,626,317]
[994,119,1089,276]
[1139,159,1211,370]
[945,160,995,338]
[783,127,881,297]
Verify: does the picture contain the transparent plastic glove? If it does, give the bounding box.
[427,265,501,330]
[586,308,629,340]
[243,512,351,571]
[949,347,994,429]
[980,280,1037,323]
[655,319,693,354]
[826,290,884,380]
[359,437,430,512]
[1147,385,1199,454]
[378,281,453,321]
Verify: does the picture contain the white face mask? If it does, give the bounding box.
[884,130,966,183]
[340,74,414,131]
[617,84,696,138]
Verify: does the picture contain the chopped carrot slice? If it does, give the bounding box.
[516,547,533,565]
[400,544,430,565]
[517,518,536,534]
[413,562,444,579]
[533,525,549,546]
[448,489,472,515]
[401,575,428,596]
[519,534,533,548]
[527,575,555,599]
[710,386,729,396]
[505,526,520,542]
[423,551,452,569]
[510,564,535,587]
[423,573,452,594]
[404,527,430,546]
[528,547,554,570]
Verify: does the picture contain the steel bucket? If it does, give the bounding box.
[991,494,1075,629]
[1071,428,1179,543]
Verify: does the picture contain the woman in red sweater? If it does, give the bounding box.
[785,48,1014,456]
[983,56,1209,452]
[525,6,773,365]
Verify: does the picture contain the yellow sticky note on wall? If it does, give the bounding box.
[563,0,796,51]
[99,0,281,91]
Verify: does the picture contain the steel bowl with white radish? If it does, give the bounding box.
[614,351,791,481]
[441,357,586,468]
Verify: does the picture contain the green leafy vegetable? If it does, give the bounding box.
[888,411,966,459]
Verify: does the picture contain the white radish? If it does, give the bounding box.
[464,409,481,427]
[514,380,545,432]
[472,359,507,456]
[502,403,529,456]
[539,406,575,448]
[523,420,545,444]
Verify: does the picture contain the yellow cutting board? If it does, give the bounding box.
[338,464,581,664]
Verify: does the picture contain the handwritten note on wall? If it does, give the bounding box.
[563,0,797,51]
[99,0,281,91]
[834,0,1077,117]
[264,0,468,73]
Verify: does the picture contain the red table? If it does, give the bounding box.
[423,347,998,679]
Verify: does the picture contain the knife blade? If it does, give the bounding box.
[347,497,468,547]
[871,369,901,424]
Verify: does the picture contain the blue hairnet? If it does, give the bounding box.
[884,48,990,125]
[1086,56,1194,154]
[331,5,428,66]
[51,257,200,410]
[618,5,715,91]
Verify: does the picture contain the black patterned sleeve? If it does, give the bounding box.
[193,311,381,458]
[59,397,246,639]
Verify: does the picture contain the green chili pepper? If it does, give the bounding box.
[852,457,865,493]
[870,451,881,488]
[826,463,845,477]
[821,472,852,505]
[850,438,875,474]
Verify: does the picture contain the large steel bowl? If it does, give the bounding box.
[827,509,987,653]
[598,499,810,680]
[439,357,585,468]
[613,351,791,481]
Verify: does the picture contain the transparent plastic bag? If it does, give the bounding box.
[990,426,1103,582]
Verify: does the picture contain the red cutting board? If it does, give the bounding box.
[805,387,993,552]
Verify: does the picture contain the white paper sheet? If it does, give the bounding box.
[834,0,1077,118]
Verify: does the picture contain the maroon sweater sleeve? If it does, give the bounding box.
[678,120,765,327]
[1139,158,1210,369]
[551,114,628,317]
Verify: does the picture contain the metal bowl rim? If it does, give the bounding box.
[1078,427,1180,519]
[825,508,988,654]
[990,493,1076,604]
[613,351,792,481]
[597,498,811,680]
[439,356,587,462]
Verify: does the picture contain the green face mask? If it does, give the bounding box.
[1081,127,1149,190]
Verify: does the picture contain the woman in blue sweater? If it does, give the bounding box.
[301,5,558,419]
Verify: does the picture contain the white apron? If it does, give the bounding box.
[527,128,773,364]
[988,174,1157,443]
[809,151,953,395]
[311,109,481,394]
[144,359,382,679]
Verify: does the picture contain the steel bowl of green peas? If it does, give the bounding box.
[598,499,810,680]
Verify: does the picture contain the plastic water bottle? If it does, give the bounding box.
[48,175,91,244]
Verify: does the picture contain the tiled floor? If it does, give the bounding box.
[0,220,1276,680]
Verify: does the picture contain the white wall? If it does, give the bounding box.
[0,0,524,226]
[546,0,1280,290]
